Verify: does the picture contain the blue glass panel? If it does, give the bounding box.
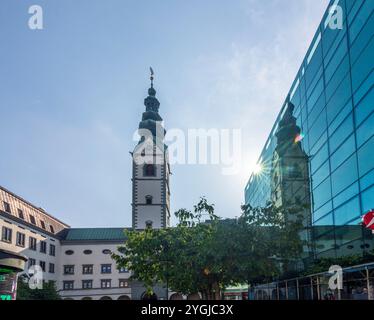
[331,154,358,196]
[350,14,374,65]
[329,113,354,153]
[307,67,323,100]
[356,111,374,147]
[313,200,333,222]
[311,143,329,174]
[330,134,356,172]
[326,74,352,123]
[315,212,334,226]
[355,87,374,126]
[325,54,350,102]
[349,0,373,44]
[333,182,359,208]
[325,36,348,84]
[346,0,361,18]
[308,93,325,127]
[323,20,346,64]
[329,100,352,133]
[351,38,374,93]
[360,168,374,191]
[309,111,327,149]
[353,70,373,105]
[313,177,332,209]
[361,185,374,213]
[305,42,323,89]
[334,196,361,225]
[310,131,327,156]
[313,160,330,189]
[307,78,324,112]
[357,135,374,177]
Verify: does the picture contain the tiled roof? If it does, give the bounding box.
[62,228,129,241]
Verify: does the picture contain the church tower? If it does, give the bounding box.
[270,97,312,261]
[132,70,171,230]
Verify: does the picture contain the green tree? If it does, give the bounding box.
[16,278,61,300]
[112,198,305,299]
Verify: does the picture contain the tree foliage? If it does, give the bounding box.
[112,197,305,299]
[16,278,61,300]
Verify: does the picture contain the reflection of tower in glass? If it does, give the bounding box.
[270,99,312,256]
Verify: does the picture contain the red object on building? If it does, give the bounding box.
[363,210,374,230]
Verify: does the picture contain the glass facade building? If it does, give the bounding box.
[244,0,373,261]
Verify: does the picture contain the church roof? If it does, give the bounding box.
[61,227,129,242]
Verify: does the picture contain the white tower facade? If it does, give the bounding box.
[132,75,170,229]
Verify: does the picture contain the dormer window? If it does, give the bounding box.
[143,164,156,177]
[40,220,46,229]
[3,201,11,213]
[145,195,153,205]
[29,215,36,225]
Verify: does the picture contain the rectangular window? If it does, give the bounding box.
[1,226,12,243]
[39,261,46,272]
[63,281,74,290]
[29,215,36,225]
[119,267,128,273]
[3,201,11,213]
[49,244,56,256]
[16,232,25,247]
[29,236,37,250]
[101,264,112,274]
[28,258,36,269]
[82,265,93,275]
[17,209,24,220]
[82,280,93,289]
[49,225,55,234]
[101,279,111,289]
[49,263,55,274]
[119,279,129,288]
[64,265,75,275]
[40,241,47,254]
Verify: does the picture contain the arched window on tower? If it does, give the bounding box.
[143,164,156,177]
[145,195,153,205]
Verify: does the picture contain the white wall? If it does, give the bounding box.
[58,242,131,300]
[0,216,61,283]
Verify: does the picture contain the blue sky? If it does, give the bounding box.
[0,0,329,227]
